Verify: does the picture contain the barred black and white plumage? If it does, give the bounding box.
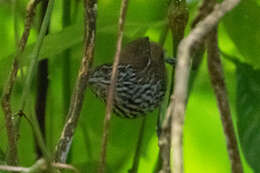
[88,37,167,118]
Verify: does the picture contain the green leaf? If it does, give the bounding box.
[1,20,166,65]
[7,23,83,66]
[223,0,260,68]
[234,60,260,172]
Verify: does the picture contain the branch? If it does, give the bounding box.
[0,160,79,173]
[98,0,129,172]
[190,0,216,71]
[168,0,241,172]
[158,1,188,172]
[207,28,243,173]
[1,0,41,165]
[187,0,217,99]
[54,0,97,163]
[158,96,174,173]
[52,162,79,173]
[0,165,28,172]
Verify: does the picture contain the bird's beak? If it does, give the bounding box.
[165,57,176,66]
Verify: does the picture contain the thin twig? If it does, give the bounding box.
[54,0,97,163]
[0,160,79,173]
[191,0,216,28]
[187,0,217,100]
[52,162,79,173]
[98,0,129,172]
[128,118,146,173]
[0,165,29,172]
[168,0,241,173]
[207,28,243,173]
[1,0,41,166]
[26,159,48,173]
[190,0,216,71]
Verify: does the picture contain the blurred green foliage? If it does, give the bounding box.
[0,0,259,172]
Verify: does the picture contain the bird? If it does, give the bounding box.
[88,37,167,118]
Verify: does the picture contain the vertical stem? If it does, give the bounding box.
[98,0,129,172]
[207,28,243,173]
[158,1,188,173]
[189,0,216,72]
[54,0,97,163]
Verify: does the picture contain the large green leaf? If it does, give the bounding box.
[234,60,260,172]
[1,20,166,65]
[223,0,260,68]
